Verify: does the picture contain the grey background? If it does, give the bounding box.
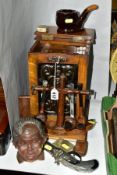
[0,0,111,129]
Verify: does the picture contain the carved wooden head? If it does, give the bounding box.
[12,117,47,163]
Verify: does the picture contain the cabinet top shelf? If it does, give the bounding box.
[34,26,96,45]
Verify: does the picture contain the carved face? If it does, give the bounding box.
[16,123,45,162]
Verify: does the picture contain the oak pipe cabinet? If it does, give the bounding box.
[20,26,96,155]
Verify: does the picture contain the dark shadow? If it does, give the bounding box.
[0,169,45,175]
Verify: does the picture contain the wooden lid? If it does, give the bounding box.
[35,26,96,45]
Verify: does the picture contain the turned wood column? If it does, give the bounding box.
[56,74,66,128]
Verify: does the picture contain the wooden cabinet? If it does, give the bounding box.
[0,79,11,155]
[27,26,96,155]
[29,27,95,114]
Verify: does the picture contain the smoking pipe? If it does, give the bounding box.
[56,4,99,33]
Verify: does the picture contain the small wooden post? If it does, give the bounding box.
[56,74,66,128]
[18,96,31,117]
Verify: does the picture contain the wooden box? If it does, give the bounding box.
[28,26,95,116]
[25,26,96,155]
[0,79,11,155]
[101,97,117,175]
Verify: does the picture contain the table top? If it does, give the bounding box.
[0,99,107,175]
